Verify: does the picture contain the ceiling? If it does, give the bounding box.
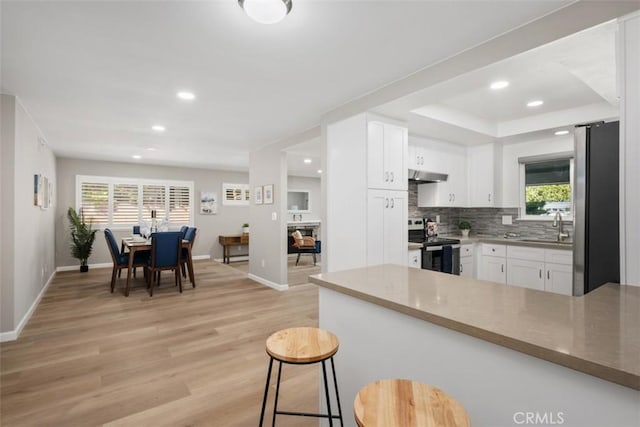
[376,20,619,145]
[1,0,573,172]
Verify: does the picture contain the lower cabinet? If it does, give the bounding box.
[408,248,421,268]
[460,244,474,278]
[479,243,573,295]
[367,189,408,266]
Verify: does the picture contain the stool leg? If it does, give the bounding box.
[272,361,283,427]
[259,357,274,427]
[322,360,334,427]
[330,356,344,426]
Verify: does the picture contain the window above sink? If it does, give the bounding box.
[287,190,311,213]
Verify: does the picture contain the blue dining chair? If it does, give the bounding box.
[181,227,197,286]
[104,228,149,294]
[146,231,183,296]
[179,225,189,239]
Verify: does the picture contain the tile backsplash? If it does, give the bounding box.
[408,182,574,240]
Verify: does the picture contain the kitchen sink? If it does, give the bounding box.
[518,238,573,245]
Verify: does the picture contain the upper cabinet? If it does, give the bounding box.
[467,143,502,207]
[414,137,467,207]
[368,121,407,191]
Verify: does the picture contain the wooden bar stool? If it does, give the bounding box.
[354,379,470,427]
[259,327,344,426]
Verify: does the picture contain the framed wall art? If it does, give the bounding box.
[263,184,274,204]
[254,186,263,205]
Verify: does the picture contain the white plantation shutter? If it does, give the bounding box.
[222,183,250,206]
[76,176,193,228]
[169,186,190,224]
[80,181,109,225]
[142,184,166,220]
[112,183,139,225]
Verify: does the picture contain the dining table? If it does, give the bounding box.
[121,237,195,297]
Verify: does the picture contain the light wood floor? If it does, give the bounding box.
[0,261,321,426]
[227,255,321,287]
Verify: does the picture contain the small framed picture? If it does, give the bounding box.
[254,186,263,205]
[263,184,274,204]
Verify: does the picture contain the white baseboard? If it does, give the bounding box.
[56,255,211,272]
[0,271,55,342]
[247,273,288,291]
[213,256,249,263]
[56,262,112,272]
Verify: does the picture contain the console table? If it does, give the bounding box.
[218,234,249,264]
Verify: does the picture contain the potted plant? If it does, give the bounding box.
[67,207,98,272]
[459,220,471,238]
[242,223,250,234]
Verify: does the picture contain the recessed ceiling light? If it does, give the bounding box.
[527,100,544,107]
[317,169,322,174]
[555,130,570,136]
[304,158,312,164]
[490,80,509,90]
[151,125,165,132]
[132,155,142,159]
[238,0,292,25]
[146,147,157,151]
[177,91,195,101]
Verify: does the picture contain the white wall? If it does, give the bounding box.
[1,95,16,333]
[55,157,250,267]
[0,95,57,337]
[323,114,368,273]
[249,145,288,288]
[287,175,321,221]
[501,136,574,207]
[619,13,640,286]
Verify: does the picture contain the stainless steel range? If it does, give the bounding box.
[408,218,461,275]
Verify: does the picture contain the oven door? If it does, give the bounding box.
[422,245,461,275]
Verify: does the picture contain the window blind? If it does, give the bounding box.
[80,181,109,225]
[169,186,191,224]
[142,184,166,221]
[113,183,139,225]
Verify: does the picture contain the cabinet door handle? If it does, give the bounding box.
[390,198,395,208]
[501,264,504,273]
[547,270,550,280]
[460,264,463,273]
[420,156,424,165]
[385,172,389,182]
[453,193,455,202]
[539,269,542,279]
[390,172,394,182]
[385,198,389,208]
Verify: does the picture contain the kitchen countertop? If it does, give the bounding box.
[437,235,573,250]
[408,242,423,250]
[310,264,640,390]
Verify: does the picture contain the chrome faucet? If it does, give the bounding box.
[552,212,570,241]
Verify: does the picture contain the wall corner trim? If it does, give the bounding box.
[0,271,55,342]
[247,273,288,291]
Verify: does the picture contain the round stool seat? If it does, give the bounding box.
[266,327,339,364]
[354,379,470,427]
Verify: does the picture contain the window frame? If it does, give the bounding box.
[75,175,194,230]
[518,157,574,222]
[222,183,250,206]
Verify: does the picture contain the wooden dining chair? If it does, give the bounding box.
[146,231,183,296]
[181,227,197,285]
[104,228,149,293]
[292,230,320,266]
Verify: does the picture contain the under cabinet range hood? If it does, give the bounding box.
[408,169,448,183]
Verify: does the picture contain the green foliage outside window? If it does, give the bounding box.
[525,184,570,215]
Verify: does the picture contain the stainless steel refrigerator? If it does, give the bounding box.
[573,121,620,296]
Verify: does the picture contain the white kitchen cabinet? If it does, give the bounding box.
[408,248,421,268]
[408,145,426,170]
[479,243,506,283]
[367,190,408,266]
[368,121,407,191]
[545,263,573,295]
[415,139,466,207]
[460,243,474,278]
[507,258,545,291]
[481,256,507,284]
[467,143,502,207]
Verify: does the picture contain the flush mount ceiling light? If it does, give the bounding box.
[238,0,292,24]
[527,100,544,107]
[317,169,322,174]
[177,91,196,101]
[151,125,166,132]
[132,155,142,159]
[555,130,570,136]
[303,158,312,164]
[490,80,509,90]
